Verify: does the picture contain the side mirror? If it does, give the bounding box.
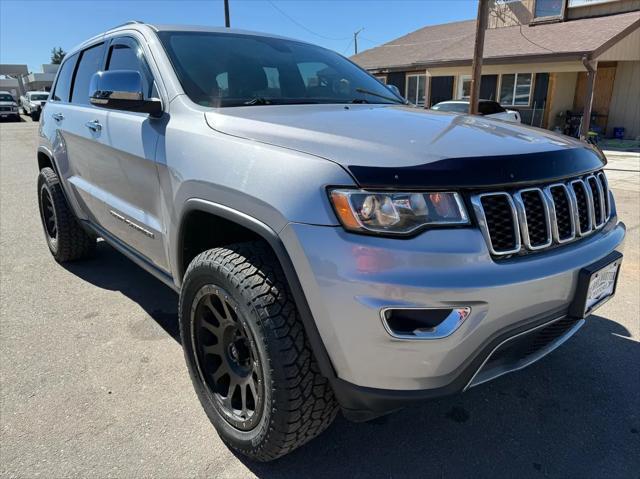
[387,84,402,99]
[89,70,162,117]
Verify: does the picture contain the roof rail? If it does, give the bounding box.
[111,20,145,29]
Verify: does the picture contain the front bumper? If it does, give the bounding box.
[279,217,625,415]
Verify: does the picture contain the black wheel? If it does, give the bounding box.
[180,242,338,461]
[37,167,96,262]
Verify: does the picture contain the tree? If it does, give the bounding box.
[50,47,66,64]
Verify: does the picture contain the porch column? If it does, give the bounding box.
[424,70,432,108]
[580,57,597,139]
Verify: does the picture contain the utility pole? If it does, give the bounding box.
[354,28,364,55]
[224,0,231,28]
[469,0,489,115]
[580,56,597,140]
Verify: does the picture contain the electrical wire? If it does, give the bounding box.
[266,0,350,41]
[342,38,355,55]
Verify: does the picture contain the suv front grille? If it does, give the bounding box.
[472,171,611,256]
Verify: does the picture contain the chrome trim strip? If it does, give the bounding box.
[543,183,576,244]
[464,316,585,391]
[471,192,521,256]
[569,179,593,236]
[109,209,155,238]
[380,307,472,340]
[513,188,552,250]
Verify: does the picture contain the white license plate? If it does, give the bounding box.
[584,260,620,313]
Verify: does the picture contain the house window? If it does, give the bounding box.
[406,74,426,106]
[374,75,387,84]
[499,73,532,106]
[456,75,472,99]
[534,0,565,19]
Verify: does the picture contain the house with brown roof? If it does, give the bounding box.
[352,0,640,139]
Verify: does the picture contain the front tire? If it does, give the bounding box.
[179,242,338,461]
[37,167,96,262]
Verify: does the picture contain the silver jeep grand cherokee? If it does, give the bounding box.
[36,22,625,461]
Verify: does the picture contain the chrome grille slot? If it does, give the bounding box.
[472,170,611,257]
[570,179,593,235]
[596,171,610,220]
[473,193,520,255]
[514,188,551,250]
[546,184,575,243]
[586,175,605,228]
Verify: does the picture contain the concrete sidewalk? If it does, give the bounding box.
[604,150,640,192]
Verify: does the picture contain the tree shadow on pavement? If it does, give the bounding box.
[63,241,639,478]
[62,241,180,342]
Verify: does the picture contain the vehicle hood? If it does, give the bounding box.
[0,100,17,107]
[204,104,604,188]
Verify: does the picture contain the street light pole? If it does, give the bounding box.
[224,0,231,28]
[469,0,489,115]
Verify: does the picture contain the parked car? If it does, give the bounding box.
[431,99,521,122]
[0,91,20,121]
[20,91,49,120]
[36,22,625,461]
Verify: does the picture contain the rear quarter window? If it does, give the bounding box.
[51,53,78,102]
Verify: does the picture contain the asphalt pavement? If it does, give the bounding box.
[1,120,638,478]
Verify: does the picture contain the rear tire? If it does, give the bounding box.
[37,167,96,262]
[179,242,338,461]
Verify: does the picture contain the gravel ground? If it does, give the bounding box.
[1,121,638,478]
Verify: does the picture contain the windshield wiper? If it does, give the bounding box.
[244,97,272,106]
[241,98,322,106]
[354,87,406,105]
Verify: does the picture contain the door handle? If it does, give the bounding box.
[52,113,64,121]
[85,120,102,132]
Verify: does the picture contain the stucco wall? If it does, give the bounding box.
[607,61,640,138]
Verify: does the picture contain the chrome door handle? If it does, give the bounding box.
[52,113,64,121]
[85,120,102,132]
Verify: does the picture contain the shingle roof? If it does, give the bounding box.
[351,10,640,70]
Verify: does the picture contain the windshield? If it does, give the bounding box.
[158,31,403,107]
[0,94,14,102]
[30,94,49,101]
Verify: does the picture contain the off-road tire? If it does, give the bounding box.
[37,167,96,262]
[179,242,338,461]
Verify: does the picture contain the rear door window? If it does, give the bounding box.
[51,53,78,102]
[71,42,106,105]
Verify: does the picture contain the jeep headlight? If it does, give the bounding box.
[329,189,469,235]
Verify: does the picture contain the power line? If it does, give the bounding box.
[342,38,354,55]
[266,0,350,41]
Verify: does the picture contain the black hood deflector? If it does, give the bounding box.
[348,147,606,190]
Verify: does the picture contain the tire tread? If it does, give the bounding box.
[180,241,338,461]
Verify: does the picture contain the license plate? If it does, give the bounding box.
[570,251,622,318]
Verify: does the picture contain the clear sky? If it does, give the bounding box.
[0,0,477,73]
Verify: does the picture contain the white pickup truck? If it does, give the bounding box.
[20,91,49,121]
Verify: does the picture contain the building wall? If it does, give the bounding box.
[607,60,640,138]
[542,71,578,129]
[488,0,640,28]
[596,27,640,62]
[567,0,640,20]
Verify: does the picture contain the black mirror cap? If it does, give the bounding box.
[89,70,163,118]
